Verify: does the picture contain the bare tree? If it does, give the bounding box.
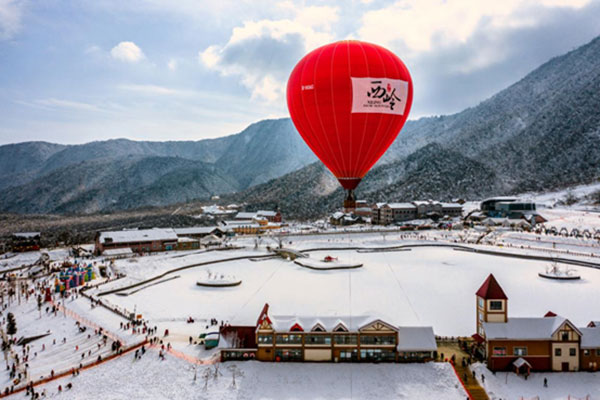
[202,367,211,390]
[227,364,244,388]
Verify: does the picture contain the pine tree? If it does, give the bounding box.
[6,313,17,337]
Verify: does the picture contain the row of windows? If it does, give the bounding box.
[493,347,579,357]
[398,351,433,359]
[360,349,396,361]
[274,349,302,361]
[555,348,577,357]
[276,334,303,344]
[583,349,600,356]
[259,334,396,345]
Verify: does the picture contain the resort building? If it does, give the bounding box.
[94,226,225,254]
[95,228,179,255]
[370,201,463,225]
[11,232,41,252]
[220,304,437,363]
[473,274,600,372]
[234,210,282,223]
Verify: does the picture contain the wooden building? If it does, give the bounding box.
[220,304,437,363]
[580,327,600,371]
[11,232,41,252]
[173,227,225,238]
[474,274,600,372]
[234,210,282,223]
[95,228,179,254]
[371,201,463,225]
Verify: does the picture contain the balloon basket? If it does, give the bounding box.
[343,189,356,211]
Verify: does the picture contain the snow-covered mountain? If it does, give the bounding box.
[1,35,599,216]
[0,119,316,214]
[225,35,600,218]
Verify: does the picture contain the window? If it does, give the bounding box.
[597,349,600,356]
[360,335,396,345]
[275,349,302,361]
[360,348,396,361]
[493,347,506,356]
[305,335,331,345]
[257,335,273,344]
[569,348,576,356]
[339,349,358,361]
[489,301,503,311]
[478,312,483,322]
[561,331,569,341]
[276,334,302,345]
[334,335,357,345]
[478,298,484,308]
[555,348,561,356]
[583,349,590,356]
[513,347,527,356]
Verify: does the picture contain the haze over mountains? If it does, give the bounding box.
[1,36,599,218]
[0,119,316,214]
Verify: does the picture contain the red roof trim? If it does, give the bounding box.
[476,274,508,300]
[472,333,485,344]
[290,323,304,332]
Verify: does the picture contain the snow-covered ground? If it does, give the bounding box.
[540,208,600,231]
[107,249,262,288]
[524,181,600,207]
[98,245,600,341]
[472,363,600,400]
[0,248,70,271]
[28,356,468,400]
[2,224,600,399]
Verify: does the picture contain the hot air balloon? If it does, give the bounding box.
[287,40,413,209]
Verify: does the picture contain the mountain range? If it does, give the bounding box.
[0,119,316,214]
[1,36,599,218]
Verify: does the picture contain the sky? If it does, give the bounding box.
[0,0,599,145]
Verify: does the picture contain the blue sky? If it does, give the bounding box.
[1,0,599,145]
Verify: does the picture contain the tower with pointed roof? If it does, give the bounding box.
[475,274,508,338]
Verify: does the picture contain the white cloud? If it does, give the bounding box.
[32,98,102,112]
[118,84,191,96]
[0,0,25,40]
[358,0,594,73]
[167,59,177,71]
[84,45,101,55]
[110,41,145,63]
[198,5,339,103]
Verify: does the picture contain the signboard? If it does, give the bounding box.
[351,77,409,115]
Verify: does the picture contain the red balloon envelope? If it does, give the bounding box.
[287,40,413,201]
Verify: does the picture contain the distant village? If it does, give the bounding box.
[2,196,569,257]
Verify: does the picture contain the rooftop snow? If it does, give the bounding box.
[483,316,571,340]
[387,203,416,209]
[235,212,257,219]
[269,315,396,332]
[257,210,278,217]
[580,327,600,349]
[397,327,437,351]
[99,228,178,244]
[173,227,222,235]
[13,232,40,238]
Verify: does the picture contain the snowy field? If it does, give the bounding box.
[472,363,600,400]
[0,248,70,271]
[27,356,467,400]
[3,224,600,399]
[99,245,600,340]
